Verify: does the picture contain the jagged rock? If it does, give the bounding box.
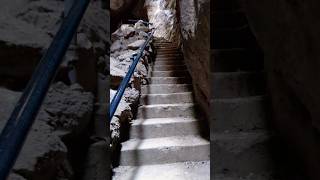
[109,22,153,159]
[134,20,150,32]
[0,0,108,91]
[0,82,94,179]
[112,24,136,41]
[127,39,146,50]
[42,82,94,132]
[145,0,180,42]
[77,33,93,49]
[139,31,149,38]
[0,0,107,49]
[110,40,124,52]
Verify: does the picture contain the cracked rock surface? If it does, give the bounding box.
[0,82,93,179]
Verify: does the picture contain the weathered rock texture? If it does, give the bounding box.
[145,0,180,42]
[110,22,153,145]
[0,83,93,180]
[0,1,108,179]
[0,0,108,91]
[241,0,320,179]
[110,0,142,32]
[178,0,210,120]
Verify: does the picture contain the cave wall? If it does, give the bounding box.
[145,0,180,42]
[241,0,320,179]
[111,0,181,43]
[111,0,145,32]
[179,0,210,124]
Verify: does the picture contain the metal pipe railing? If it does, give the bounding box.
[0,0,90,179]
[109,29,155,121]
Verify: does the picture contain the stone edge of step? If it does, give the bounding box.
[131,117,198,126]
[121,135,210,151]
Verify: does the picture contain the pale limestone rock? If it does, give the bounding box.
[0,82,93,179]
[128,39,146,50]
[145,0,180,42]
[134,20,150,32]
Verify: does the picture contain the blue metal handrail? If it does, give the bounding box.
[0,0,90,179]
[109,29,155,121]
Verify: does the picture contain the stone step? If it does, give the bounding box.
[212,26,257,49]
[157,47,180,52]
[212,96,267,132]
[151,70,190,77]
[212,48,263,72]
[137,103,195,119]
[156,54,182,58]
[155,46,178,48]
[153,41,174,45]
[155,48,179,51]
[154,43,176,46]
[213,11,247,29]
[140,92,193,105]
[113,161,210,180]
[156,51,181,55]
[156,48,180,51]
[212,72,266,98]
[148,77,190,84]
[154,60,185,66]
[130,117,199,139]
[141,84,192,94]
[157,48,179,51]
[157,53,182,56]
[119,135,210,165]
[155,57,184,61]
[153,65,187,71]
[212,131,273,176]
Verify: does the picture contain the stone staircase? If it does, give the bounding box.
[212,0,276,179]
[113,41,210,180]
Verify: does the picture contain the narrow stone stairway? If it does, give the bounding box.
[212,0,276,179]
[113,41,210,180]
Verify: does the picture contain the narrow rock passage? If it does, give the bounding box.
[113,40,210,180]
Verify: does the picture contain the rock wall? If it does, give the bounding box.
[145,0,180,42]
[0,83,93,180]
[178,0,210,122]
[0,0,109,179]
[0,0,108,92]
[109,21,154,148]
[111,0,141,32]
[241,0,320,179]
